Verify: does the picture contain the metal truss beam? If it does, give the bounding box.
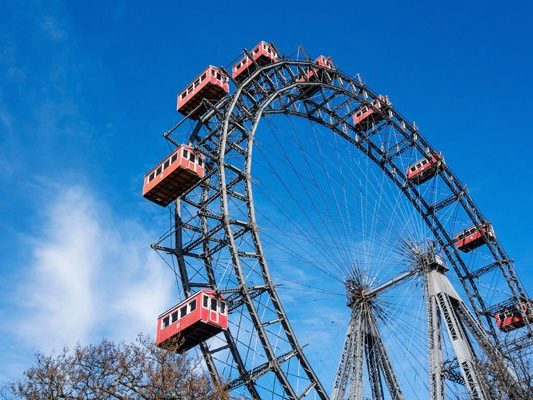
[227,348,299,390]
[425,265,527,399]
[154,58,532,400]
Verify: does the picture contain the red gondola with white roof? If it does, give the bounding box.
[177,66,229,119]
[406,153,442,184]
[143,145,205,207]
[297,55,335,96]
[232,41,279,82]
[156,290,228,353]
[352,96,391,132]
[495,299,533,332]
[454,223,495,253]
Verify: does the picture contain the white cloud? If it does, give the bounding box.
[12,184,174,352]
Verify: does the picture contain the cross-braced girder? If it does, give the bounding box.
[151,52,532,399]
[332,272,415,400]
[423,252,529,400]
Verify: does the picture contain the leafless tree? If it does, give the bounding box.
[3,335,229,400]
[512,347,533,390]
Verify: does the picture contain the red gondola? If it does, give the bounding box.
[297,55,335,95]
[352,96,391,132]
[232,41,279,82]
[156,290,228,353]
[495,299,533,332]
[143,145,205,207]
[406,153,442,184]
[454,223,495,253]
[177,66,229,119]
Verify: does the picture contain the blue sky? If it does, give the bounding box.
[1,0,532,391]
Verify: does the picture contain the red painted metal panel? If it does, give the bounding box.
[176,66,229,119]
[142,145,205,207]
[454,224,494,252]
[353,107,376,126]
[352,96,390,131]
[495,299,533,332]
[156,289,228,352]
[232,41,279,81]
[296,56,335,87]
[406,153,442,184]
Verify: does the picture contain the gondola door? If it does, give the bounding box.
[209,297,219,324]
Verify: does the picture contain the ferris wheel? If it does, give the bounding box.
[142,41,532,399]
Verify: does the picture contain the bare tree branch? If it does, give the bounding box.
[4,334,228,400]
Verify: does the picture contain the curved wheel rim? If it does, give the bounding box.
[155,58,531,399]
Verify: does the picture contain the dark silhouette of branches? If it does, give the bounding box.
[3,334,228,400]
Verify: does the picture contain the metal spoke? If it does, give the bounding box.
[148,53,532,399]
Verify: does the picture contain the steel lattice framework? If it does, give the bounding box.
[152,55,532,399]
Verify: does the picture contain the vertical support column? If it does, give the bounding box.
[336,280,406,400]
[456,302,526,399]
[175,199,221,385]
[332,317,355,400]
[366,309,404,400]
[365,332,384,400]
[332,310,366,400]
[348,312,365,400]
[175,199,191,295]
[426,270,490,399]
[425,274,445,400]
[200,201,217,287]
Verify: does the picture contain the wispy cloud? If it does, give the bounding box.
[9,183,174,354]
